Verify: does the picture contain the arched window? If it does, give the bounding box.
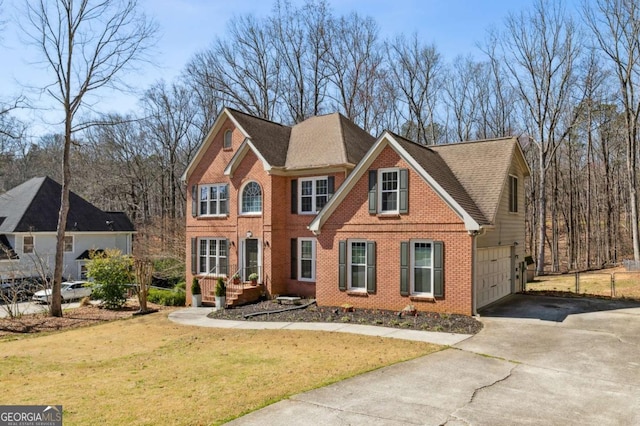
[223,130,232,148]
[241,181,262,214]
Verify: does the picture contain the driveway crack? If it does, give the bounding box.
[469,364,517,404]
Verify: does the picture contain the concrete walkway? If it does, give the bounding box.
[168,307,473,346]
[170,296,640,425]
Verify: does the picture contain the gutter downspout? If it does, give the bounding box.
[469,227,486,317]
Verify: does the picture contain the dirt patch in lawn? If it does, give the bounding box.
[0,302,171,338]
[209,300,482,334]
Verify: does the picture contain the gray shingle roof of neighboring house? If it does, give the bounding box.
[388,132,490,226]
[431,137,526,225]
[0,176,135,233]
[227,109,376,170]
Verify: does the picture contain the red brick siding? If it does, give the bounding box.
[315,145,474,315]
[185,117,349,300]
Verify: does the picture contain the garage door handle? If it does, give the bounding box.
[490,284,497,288]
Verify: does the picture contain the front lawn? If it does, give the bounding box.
[0,311,441,425]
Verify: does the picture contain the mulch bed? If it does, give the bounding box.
[0,302,168,338]
[209,300,483,335]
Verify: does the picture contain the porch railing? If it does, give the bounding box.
[198,264,263,303]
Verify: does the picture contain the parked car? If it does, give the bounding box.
[1,277,41,302]
[32,281,92,304]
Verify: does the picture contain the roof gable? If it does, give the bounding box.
[184,108,376,181]
[430,137,529,224]
[310,133,524,233]
[0,177,134,233]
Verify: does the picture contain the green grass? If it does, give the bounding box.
[0,312,441,425]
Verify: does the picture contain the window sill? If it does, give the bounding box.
[196,215,228,220]
[376,212,401,218]
[409,295,436,303]
[239,213,262,217]
[346,290,368,297]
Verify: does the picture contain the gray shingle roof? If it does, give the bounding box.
[431,137,521,224]
[0,176,135,233]
[227,109,292,167]
[285,113,376,169]
[388,132,489,225]
[227,109,375,170]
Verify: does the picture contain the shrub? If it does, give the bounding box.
[148,288,186,306]
[215,277,226,297]
[87,249,133,309]
[191,277,201,295]
[174,281,186,292]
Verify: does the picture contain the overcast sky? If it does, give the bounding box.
[0,0,573,138]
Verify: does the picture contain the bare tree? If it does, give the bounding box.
[496,0,582,274]
[324,12,384,132]
[188,14,280,120]
[386,33,442,144]
[584,0,640,263]
[22,0,156,317]
[443,55,480,142]
[270,0,332,123]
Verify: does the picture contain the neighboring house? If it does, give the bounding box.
[183,108,530,315]
[0,177,135,281]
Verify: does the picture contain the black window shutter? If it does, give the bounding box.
[291,179,298,213]
[327,176,335,198]
[399,168,408,213]
[434,241,444,297]
[338,240,346,291]
[368,170,377,214]
[400,241,409,296]
[224,184,230,215]
[191,185,197,217]
[366,241,376,293]
[223,239,229,276]
[191,238,197,274]
[291,238,298,279]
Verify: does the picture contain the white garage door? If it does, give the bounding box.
[477,246,512,309]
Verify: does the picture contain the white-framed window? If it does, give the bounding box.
[299,177,328,214]
[298,238,316,281]
[79,263,88,280]
[223,129,232,149]
[348,240,367,290]
[23,236,34,254]
[198,238,228,275]
[64,235,73,252]
[509,175,518,213]
[241,181,262,214]
[411,240,433,296]
[199,184,228,216]
[379,168,399,213]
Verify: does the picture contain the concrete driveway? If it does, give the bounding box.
[229,295,640,425]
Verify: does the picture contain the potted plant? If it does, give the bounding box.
[232,273,241,285]
[191,277,202,307]
[248,272,259,285]
[215,277,226,310]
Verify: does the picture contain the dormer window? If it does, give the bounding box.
[223,130,232,149]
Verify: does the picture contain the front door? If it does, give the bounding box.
[244,238,259,279]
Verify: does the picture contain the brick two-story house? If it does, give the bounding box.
[182,108,530,315]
